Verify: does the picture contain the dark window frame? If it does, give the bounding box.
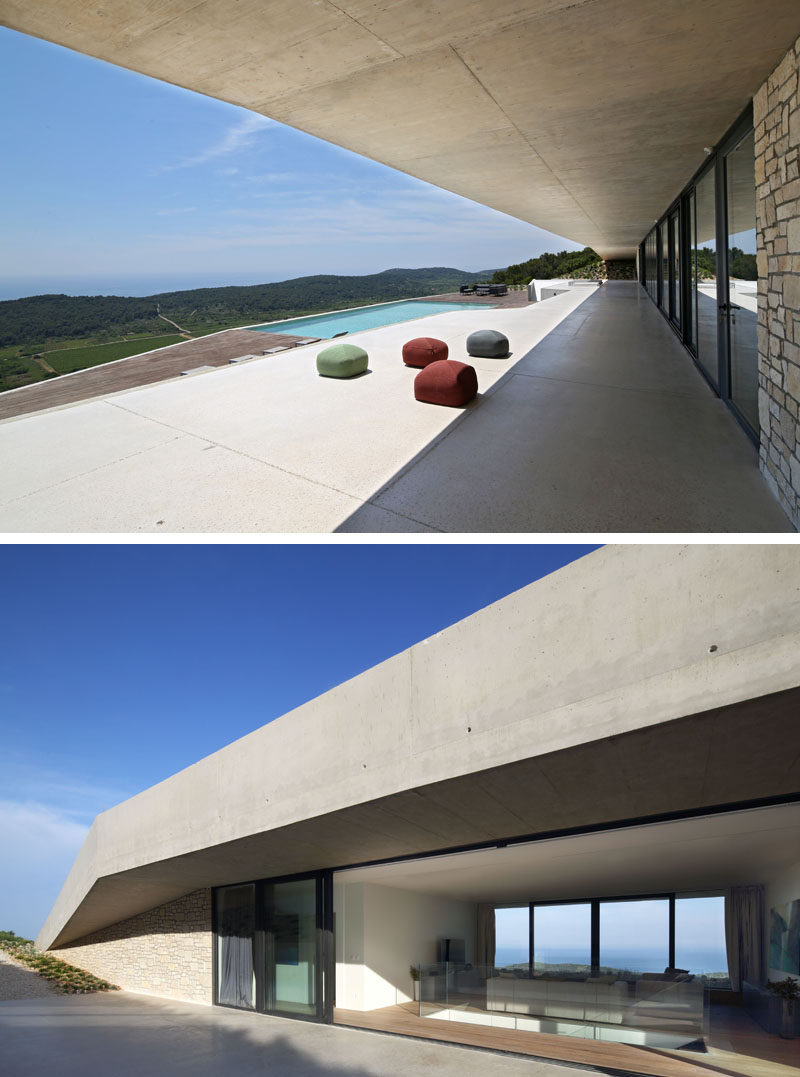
[639,103,757,445]
[212,868,334,1024]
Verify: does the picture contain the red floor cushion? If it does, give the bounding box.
[402,336,449,368]
[414,360,478,407]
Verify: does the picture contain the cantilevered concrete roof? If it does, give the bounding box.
[38,545,800,950]
[3,1,799,258]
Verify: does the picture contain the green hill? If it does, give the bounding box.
[0,267,495,350]
[491,248,601,286]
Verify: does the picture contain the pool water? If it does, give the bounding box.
[251,300,494,339]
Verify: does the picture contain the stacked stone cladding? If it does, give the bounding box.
[754,32,800,528]
[50,888,212,1004]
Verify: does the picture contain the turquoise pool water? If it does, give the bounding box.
[251,300,494,339]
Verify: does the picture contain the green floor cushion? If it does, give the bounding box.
[316,342,369,378]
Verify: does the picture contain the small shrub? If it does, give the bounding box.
[0,934,119,994]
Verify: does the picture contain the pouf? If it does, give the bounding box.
[316,342,369,378]
[402,336,449,368]
[414,360,478,407]
[466,329,509,358]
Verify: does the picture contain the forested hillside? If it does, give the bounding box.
[0,267,492,350]
[491,248,601,285]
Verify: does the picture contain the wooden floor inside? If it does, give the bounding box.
[334,1003,799,1077]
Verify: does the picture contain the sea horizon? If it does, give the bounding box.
[0,272,293,302]
[494,946,728,974]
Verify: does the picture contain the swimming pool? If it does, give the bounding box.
[250,299,494,339]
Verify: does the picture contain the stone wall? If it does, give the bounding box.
[51,889,212,1004]
[754,32,800,529]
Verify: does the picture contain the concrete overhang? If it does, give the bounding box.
[38,545,800,951]
[3,2,799,260]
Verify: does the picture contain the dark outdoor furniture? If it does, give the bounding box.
[489,284,508,296]
[459,284,475,294]
[474,284,492,296]
[414,359,478,407]
[402,336,449,368]
[466,329,509,358]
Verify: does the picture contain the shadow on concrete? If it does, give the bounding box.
[0,991,573,1077]
[334,283,791,533]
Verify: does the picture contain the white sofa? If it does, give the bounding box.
[487,975,630,1024]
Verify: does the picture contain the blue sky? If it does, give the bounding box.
[0,544,596,940]
[0,26,584,300]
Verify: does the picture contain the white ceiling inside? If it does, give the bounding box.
[335,803,800,902]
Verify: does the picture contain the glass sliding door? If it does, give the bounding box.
[216,883,256,1009]
[213,871,332,1022]
[660,223,669,311]
[265,877,320,1016]
[725,128,758,433]
[686,191,696,350]
[694,166,719,386]
[669,209,681,328]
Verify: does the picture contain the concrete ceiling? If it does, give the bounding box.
[2,1,799,259]
[336,803,800,903]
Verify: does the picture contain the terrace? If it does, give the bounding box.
[0,282,791,532]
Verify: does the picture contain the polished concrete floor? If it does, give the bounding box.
[0,991,610,1077]
[0,283,792,532]
[342,284,791,532]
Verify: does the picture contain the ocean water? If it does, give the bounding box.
[494,947,728,974]
[0,272,289,301]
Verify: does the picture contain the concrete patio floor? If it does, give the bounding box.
[0,991,610,1077]
[0,282,792,533]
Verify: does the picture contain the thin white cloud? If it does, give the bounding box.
[159,112,274,172]
[156,206,199,216]
[0,798,90,940]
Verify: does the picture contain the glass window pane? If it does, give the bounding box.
[694,168,718,384]
[599,899,669,975]
[726,129,758,432]
[676,895,729,986]
[533,903,591,974]
[268,878,318,1015]
[494,906,529,971]
[687,191,696,348]
[216,883,255,1009]
[660,224,669,310]
[671,210,681,327]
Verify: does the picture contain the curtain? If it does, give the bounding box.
[725,885,764,991]
[218,885,255,1008]
[476,903,496,975]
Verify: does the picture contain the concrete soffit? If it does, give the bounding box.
[2,2,800,257]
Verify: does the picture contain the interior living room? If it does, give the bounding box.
[332,802,800,1077]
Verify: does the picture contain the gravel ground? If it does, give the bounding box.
[0,948,61,1000]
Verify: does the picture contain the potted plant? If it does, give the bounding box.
[766,977,799,1039]
[410,964,421,1003]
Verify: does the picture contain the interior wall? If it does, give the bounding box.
[334,880,476,1011]
[764,862,800,984]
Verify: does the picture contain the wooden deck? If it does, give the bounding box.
[0,290,530,422]
[334,1003,799,1077]
[0,328,304,421]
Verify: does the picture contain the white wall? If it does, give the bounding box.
[764,863,800,984]
[335,881,476,1011]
